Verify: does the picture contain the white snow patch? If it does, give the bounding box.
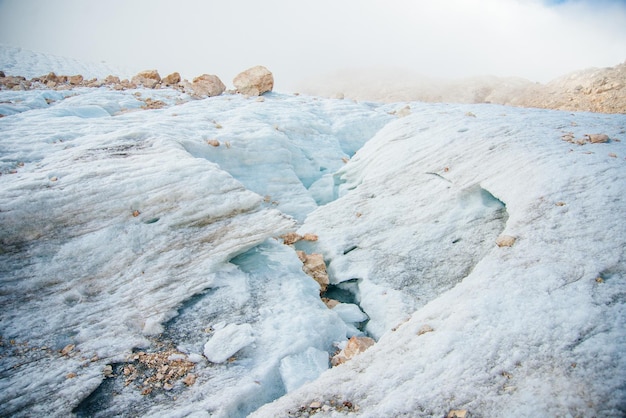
[203,323,255,363]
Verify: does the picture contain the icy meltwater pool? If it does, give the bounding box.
[1,87,625,417]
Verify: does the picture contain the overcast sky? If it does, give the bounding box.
[0,0,625,90]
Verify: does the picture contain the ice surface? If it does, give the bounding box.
[0,82,391,417]
[1,47,625,417]
[203,323,255,363]
[279,347,330,393]
[252,105,626,417]
[332,303,368,324]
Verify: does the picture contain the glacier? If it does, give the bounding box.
[1,66,625,416]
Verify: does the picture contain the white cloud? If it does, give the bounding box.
[0,0,624,90]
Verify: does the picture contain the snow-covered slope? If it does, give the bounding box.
[1,49,625,417]
[0,44,130,79]
[253,104,626,417]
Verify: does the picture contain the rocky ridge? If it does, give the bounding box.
[297,61,626,114]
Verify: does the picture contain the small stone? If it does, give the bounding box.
[280,232,302,245]
[103,365,113,377]
[586,133,610,143]
[447,409,469,418]
[66,372,77,379]
[183,373,196,386]
[299,252,329,292]
[309,401,322,409]
[207,139,220,147]
[132,210,141,217]
[331,336,376,366]
[496,235,516,247]
[322,297,340,309]
[302,233,318,241]
[595,277,604,283]
[163,382,174,391]
[465,111,476,117]
[50,176,58,182]
[556,201,566,206]
[608,152,617,158]
[60,344,75,356]
[417,324,434,336]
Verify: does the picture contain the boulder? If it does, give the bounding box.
[189,74,225,98]
[0,70,5,78]
[233,65,274,96]
[104,75,120,85]
[162,72,181,86]
[42,72,58,83]
[331,336,376,366]
[131,70,161,89]
[1,75,28,90]
[68,74,83,85]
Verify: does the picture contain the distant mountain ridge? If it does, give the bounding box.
[297,62,626,114]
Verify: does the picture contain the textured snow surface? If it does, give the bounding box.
[0,85,390,417]
[0,44,131,79]
[1,55,625,416]
[254,105,626,417]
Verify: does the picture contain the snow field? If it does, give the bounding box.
[1,53,625,416]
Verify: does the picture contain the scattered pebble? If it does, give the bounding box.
[60,344,75,356]
[103,364,114,378]
[281,232,302,245]
[586,133,610,143]
[496,235,516,247]
[302,233,318,242]
[207,139,220,147]
[447,409,469,418]
[183,373,196,386]
[417,324,434,336]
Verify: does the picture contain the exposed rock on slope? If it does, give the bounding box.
[233,65,274,96]
[298,61,626,114]
[510,62,626,113]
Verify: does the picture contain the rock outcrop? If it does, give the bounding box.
[233,65,274,96]
[510,61,626,113]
